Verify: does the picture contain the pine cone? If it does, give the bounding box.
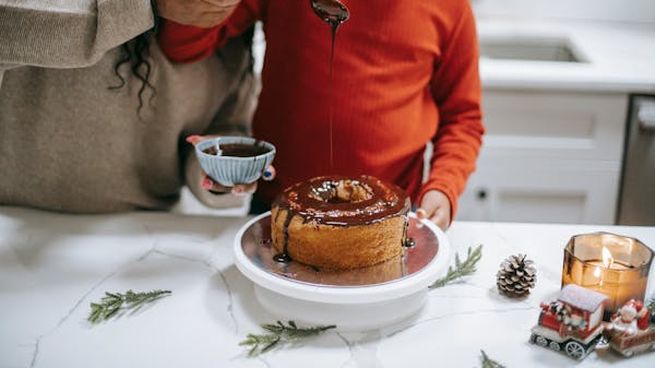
[496,254,536,297]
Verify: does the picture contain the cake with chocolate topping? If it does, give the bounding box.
[271,175,411,270]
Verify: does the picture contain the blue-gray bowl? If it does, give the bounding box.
[195,137,276,187]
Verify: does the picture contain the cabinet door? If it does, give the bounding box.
[454,90,628,224]
[481,90,627,161]
[458,157,620,224]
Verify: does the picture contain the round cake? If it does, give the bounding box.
[271,175,411,270]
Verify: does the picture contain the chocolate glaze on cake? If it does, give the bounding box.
[272,175,411,264]
[274,175,410,226]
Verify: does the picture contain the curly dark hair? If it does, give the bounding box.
[108,17,160,116]
[109,15,254,117]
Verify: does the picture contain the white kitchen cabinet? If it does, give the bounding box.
[458,90,628,224]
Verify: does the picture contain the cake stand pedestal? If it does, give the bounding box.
[233,212,451,331]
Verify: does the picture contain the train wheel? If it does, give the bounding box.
[549,341,561,351]
[564,341,585,360]
[535,336,548,347]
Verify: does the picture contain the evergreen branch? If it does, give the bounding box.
[480,350,506,368]
[240,320,336,357]
[429,245,483,289]
[648,296,654,312]
[88,289,172,324]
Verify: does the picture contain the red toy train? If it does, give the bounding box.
[531,284,655,359]
[530,284,607,360]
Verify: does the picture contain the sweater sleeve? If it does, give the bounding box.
[0,0,153,69]
[419,3,485,219]
[159,0,263,63]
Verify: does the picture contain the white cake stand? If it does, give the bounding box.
[233,212,450,331]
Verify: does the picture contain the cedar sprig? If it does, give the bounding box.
[480,350,506,368]
[240,320,336,357]
[88,289,172,324]
[429,245,483,289]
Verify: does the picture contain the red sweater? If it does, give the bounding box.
[159,0,484,217]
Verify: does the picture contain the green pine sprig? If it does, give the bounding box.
[88,289,172,324]
[429,245,483,289]
[480,350,506,368]
[648,296,654,312]
[240,320,336,357]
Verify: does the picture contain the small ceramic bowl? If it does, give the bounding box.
[195,136,276,187]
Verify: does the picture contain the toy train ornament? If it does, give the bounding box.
[530,285,607,359]
[530,284,655,360]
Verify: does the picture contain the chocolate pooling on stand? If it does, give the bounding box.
[403,238,416,248]
[271,176,411,267]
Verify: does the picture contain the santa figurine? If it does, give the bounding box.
[609,300,651,336]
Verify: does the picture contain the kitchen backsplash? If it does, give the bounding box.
[473,0,655,23]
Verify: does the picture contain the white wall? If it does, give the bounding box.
[473,0,655,23]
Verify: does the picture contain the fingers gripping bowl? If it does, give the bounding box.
[195,136,275,187]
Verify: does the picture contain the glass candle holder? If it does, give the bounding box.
[561,232,653,314]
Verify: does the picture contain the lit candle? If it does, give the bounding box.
[561,232,653,314]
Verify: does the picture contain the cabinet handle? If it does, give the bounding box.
[477,189,488,200]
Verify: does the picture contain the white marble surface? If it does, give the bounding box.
[478,18,655,93]
[1,207,654,368]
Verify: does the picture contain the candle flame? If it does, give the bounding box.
[593,266,602,278]
[601,247,614,267]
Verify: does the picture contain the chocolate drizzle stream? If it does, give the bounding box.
[310,0,350,171]
[273,210,294,263]
[401,218,415,247]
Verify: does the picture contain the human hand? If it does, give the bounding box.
[416,190,451,231]
[157,0,241,28]
[186,135,275,196]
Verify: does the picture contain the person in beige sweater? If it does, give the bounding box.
[0,0,260,213]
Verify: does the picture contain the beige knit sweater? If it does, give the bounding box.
[0,0,255,213]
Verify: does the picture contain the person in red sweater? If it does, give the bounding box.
[159,0,484,230]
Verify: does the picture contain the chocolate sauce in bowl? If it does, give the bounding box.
[203,143,270,157]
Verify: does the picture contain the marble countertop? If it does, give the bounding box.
[478,17,655,93]
[1,207,654,368]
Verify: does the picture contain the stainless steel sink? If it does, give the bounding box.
[479,37,585,63]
